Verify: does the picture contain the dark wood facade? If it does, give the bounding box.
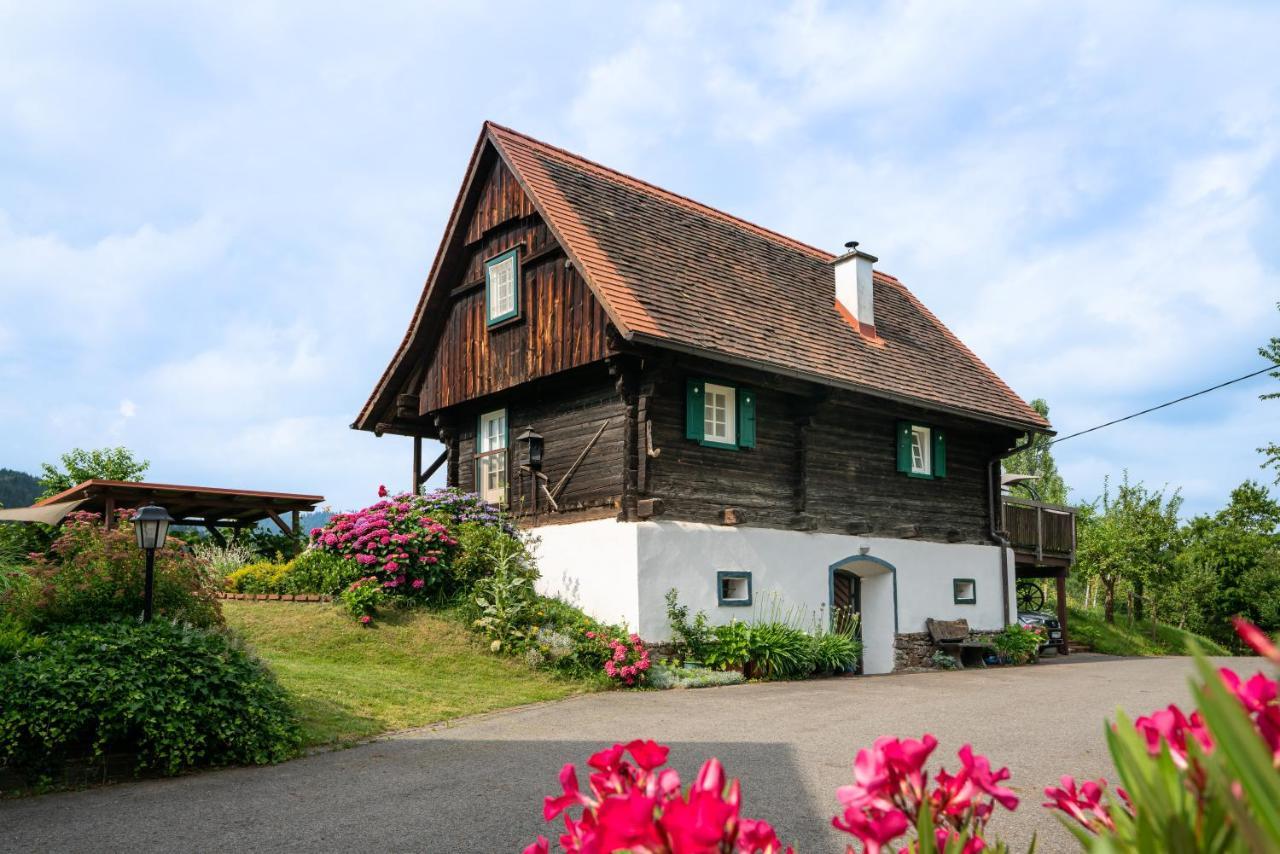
[406,152,1024,541]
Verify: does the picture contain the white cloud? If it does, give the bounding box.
[118,399,136,418]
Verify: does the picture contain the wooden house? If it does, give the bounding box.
[355,122,1066,673]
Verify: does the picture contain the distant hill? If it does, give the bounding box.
[0,469,39,509]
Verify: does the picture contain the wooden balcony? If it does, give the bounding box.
[1000,497,1076,568]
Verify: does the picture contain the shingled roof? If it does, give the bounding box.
[356,122,1050,433]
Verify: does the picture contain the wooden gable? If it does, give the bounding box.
[419,157,614,412]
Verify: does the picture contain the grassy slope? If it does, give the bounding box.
[1068,606,1232,657]
[224,601,590,747]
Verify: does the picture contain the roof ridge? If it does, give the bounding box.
[484,121,835,262]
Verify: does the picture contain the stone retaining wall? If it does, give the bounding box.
[893,629,1003,671]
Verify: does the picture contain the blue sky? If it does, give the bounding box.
[1,1,1277,517]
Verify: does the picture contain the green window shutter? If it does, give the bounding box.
[686,379,705,440]
[896,421,913,473]
[738,388,756,448]
[931,429,947,478]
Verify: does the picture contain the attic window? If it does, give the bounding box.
[685,378,756,450]
[896,421,946,479]
[485,248,520,326]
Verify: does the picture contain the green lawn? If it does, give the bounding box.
[224,601,593,747]
[1067,606,1232,657]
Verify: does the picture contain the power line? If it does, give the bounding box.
[1048,364,1276,446]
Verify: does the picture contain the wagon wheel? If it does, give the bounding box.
[1016,580,1045,612]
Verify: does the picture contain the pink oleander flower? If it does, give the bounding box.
[1043,776,1118,833]
[1234,617,1280,664]
[1133,705,1213,770]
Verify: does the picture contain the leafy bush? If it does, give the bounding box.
[665,588,713,664]
[418,486,514,534]
[190,540,255,576]
[931,650,960,670]
[579,630,651,686]
[281,548,363,595]
[13,512,221,630]
[704,620,752,673]
[309,487,460,600]
[0,618,42,663]
[340,576,384,624]
[225,560,291,594]
[0,620,299,783]
[471,533,540,652]
[452,521,526,592]
[991,623,1043,664]
[810,627,862,675]
[648,664,745,689]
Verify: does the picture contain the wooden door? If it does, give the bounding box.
[832,570,862,674]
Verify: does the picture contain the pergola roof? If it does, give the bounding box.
[31,479,324,530]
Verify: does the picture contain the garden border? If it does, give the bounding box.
[216,592,334,603]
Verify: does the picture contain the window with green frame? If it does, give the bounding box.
[685,378,756,450]
[484,247,520,327]
[896,421,946,479]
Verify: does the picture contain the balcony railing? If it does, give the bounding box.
[1000,497,1076,565]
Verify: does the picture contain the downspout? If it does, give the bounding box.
[989,434,1034,627]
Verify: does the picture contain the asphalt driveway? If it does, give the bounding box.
[0,654,1246,853]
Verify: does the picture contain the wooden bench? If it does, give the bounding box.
[926,618,997,669]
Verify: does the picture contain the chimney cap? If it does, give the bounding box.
[834,241,879,264]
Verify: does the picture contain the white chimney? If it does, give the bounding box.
[833,241,878,336]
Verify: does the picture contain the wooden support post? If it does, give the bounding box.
[420,448,448,485]
[291,509,300,536]
[412,436,423,495]
[103,495,116,530]
[1056,571,1070,655]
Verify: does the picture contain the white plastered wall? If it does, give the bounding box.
[528,518,640,629]
[526,517,1015,675]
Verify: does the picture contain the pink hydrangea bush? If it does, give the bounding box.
[309,486,459,601]
[583,630,651,686]
[525,739,792,854]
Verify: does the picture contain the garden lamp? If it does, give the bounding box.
[131,504,173,622]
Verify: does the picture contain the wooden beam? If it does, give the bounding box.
[550,420,609,503]
[291,509,300,536]
[1056,572,1070,656]
[103,495,116,530]
[203,522,227,547]
[420,448,448,485]
[265,509,293,537]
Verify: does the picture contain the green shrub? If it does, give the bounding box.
[665,589,713,664]
[0,618,42,663]
[281,548,362,596]
[190,540,255,577]
[810,631,861,675]
[0,620,300,783]
[471,533,540,652]
[451,522,527,594]
[16,513,221,630]
[340,576,385,622]
[648,664,746,689]
[747,621,816,679]
[225,560,291,594]
[991,624,1043,664]
[704,621,753,673]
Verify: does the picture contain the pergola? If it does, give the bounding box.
[5,479,325,545]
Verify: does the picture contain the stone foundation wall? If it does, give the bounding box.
[893,629,1003,671]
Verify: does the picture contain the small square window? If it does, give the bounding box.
[953,578,976,605]
[717,571,752,606]
[910,425,931,475]
[485,249,520,326]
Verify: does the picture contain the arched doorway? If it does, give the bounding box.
[829,555,899,675]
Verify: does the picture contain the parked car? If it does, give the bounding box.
[1018,611,1064,651]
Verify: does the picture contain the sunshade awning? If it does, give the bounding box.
[0,499,87,525]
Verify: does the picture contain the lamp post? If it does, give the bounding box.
[132,505,173,622]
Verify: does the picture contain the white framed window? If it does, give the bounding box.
[476,408,508,504]
[703,383,736,446]
[910,425,931,475]
[485,249,520,326]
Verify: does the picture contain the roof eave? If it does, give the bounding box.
[625,331,1053,435]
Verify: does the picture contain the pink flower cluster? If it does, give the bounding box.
[525,739,792,854]
[585,631,652,686]
[1045,617,1280,836]
[310,488,459,598]
[832,734,1018,854]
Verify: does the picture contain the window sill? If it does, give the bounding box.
[699,439,742,451]
[485,312,522,330]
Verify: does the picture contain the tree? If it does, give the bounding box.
[1260,303,1280,483]
[38,447,150,499]
[1176,480,1280,649]
[0,469,39,509]
[1002,399,1069,505]
[1074,473,1182,623]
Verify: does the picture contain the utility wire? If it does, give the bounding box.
[1048,364,1276,446]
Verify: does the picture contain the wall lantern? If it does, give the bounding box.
[516,427,544,470]
[131,504,174,622]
